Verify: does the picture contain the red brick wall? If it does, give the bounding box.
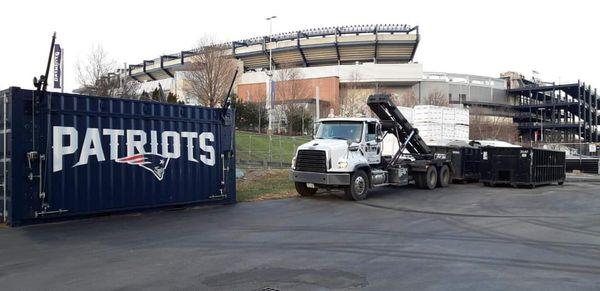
[237,76,340,114]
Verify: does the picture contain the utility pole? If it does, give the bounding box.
[315,86,320,121]
[267,16,276,72]
[538,108,545,142]
[265,15,277,134]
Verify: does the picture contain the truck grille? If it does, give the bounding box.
[296,150,327,173]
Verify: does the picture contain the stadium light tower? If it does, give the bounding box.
[265,15,277,134]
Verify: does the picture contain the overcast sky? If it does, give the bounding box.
[1,0,598,93]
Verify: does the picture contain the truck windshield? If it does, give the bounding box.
[315,122,363,143]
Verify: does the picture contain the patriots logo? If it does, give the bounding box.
[116,153,170,181]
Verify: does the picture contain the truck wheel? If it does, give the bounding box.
[344,170,369,201]
[437,165,450,188]
[423,166,438,190]
[295,182,317,196]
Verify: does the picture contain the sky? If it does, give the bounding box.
[1,0,599,93]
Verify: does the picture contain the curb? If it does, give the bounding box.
[565,178,600,183]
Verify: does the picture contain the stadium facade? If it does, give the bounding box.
[121,24,598,143]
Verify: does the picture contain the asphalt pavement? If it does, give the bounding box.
[1,182,600,290]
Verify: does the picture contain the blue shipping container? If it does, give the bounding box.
[0,87,236,226]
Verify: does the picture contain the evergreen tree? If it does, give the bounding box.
[167,92,178,104]
[140,90,151,101]
[151,88,161,101]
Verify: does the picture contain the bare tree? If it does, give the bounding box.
[426,90,449,106]
[274,65,312,134]
[340,70,368,117]
[117,75,141,99]
[274,65,310,100]
[395,90,418,107]
[470,107,519,142]
[76,45,115,96]
[183,36,238,107]
[76,45,139,98]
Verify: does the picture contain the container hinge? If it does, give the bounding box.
[213,153,230,200]
[27,151,39,169]
[35,208,69,218]
[209,192,227,200]
[28,173,42,181]
[221,154,228,186]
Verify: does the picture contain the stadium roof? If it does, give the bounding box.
[127,24,419,82]
[233,24,419,70]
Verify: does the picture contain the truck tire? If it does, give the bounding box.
[437,165,450,188]
[422,166,438,190]
[344,170,369,201]
[295,182,317,196]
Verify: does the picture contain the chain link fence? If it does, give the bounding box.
[234,131,600,172]
[532,142,600,157]
[235,131,312,169]
[532,142,600,174]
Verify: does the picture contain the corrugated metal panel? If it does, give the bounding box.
[430,145,481,182]
[0,90,12,223]
[480,147,565,187]
[1,87,236,226]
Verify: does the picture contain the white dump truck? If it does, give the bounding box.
[290,94,453,200]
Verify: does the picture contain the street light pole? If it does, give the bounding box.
[265,16,277,134]
[267,16,276,72]
[538,108,545,142]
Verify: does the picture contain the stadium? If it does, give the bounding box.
[122,24,599,145]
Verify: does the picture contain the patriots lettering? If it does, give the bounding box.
[52,127,216,179]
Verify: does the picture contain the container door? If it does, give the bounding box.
[0,90,9,223]
[34,94,233,220]
[514,149,532,183]
[491,151,518,183]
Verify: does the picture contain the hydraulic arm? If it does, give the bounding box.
[367,94,432,160]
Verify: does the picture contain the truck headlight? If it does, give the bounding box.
[337,160,348,169]
[291,156,297,169]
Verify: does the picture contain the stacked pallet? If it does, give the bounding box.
[413,105,470,142]
[382,105,470,156]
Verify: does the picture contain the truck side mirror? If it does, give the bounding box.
[375,136,383,143]
[313,123,319,137]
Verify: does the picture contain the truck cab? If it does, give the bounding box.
[290,94,453,200]
[314,117,382,164]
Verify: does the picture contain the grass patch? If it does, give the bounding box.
[236,131,311,164]
[236,169,298,202]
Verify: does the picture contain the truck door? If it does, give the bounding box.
[364,122,381,164]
